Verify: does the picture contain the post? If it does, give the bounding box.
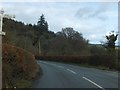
[0,13,3,33]
[0,9,5,36]
[38,37,41,56]
[0,9,15,89]
[0,8,4,90]
[0,33,2,90]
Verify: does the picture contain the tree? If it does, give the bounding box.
[104,31,118,51]
[33,14,49,56]
[37,14,48,33]
[61,27,83,40]
[52,27,89,55]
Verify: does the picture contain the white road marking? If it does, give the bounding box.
[40,61,55,66]
[82,76,105,90]
[42,62,76,74]
[57,65,64,69]
[40,61,47,64]
[67,69,77,74]
[43,62,49,64]
[41,62,65,69]
[50,63,56,66]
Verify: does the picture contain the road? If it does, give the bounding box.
[33,60,119,89]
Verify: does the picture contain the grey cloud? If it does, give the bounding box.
[75,5,108,21]
[75,7,92,18]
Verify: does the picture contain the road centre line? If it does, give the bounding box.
[41,61,55,66]
[57,65,64,69]
[41,61,105,90]
[82,76,105,90]
[41,61,48,64]
[42,61,77,74]
[41,61,64,68]
[67,69,77,74]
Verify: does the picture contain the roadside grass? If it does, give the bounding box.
[16,65,41,88]
[62,60,119,71]
[55,61,114,71]
[73,63,116,71]
[16,79,32,88]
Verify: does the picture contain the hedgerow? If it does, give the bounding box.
[2,44,39,88]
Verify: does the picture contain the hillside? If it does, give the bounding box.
[3,17,89,56]
[3,18,38,55]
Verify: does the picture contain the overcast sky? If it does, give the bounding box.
[0,1,119,45]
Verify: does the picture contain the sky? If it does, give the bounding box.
[0,0,119,45]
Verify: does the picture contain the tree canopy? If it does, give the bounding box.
[105,31,118,51]
[37,14,48,33]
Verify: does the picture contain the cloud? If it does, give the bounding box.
[0,0,119,2]
[75,7,91,18]
[1,2,118,44]
[75,3,109,21]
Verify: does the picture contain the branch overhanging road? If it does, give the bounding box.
[33,60,119,89]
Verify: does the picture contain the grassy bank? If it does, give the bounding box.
[2,44,40,88]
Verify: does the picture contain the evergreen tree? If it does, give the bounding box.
[37,14,48,33]
[33,14,49,56]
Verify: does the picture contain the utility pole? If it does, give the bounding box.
[38,37,41,56]
[0,8,15,89]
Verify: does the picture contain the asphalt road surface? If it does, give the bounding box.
[33,60,119,89]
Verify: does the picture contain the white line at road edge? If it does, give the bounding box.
[67,69,77,74]
[82,76,105,90]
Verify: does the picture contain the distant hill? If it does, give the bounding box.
[3,18,55,56]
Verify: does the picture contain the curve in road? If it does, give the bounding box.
[33,60,119,89]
